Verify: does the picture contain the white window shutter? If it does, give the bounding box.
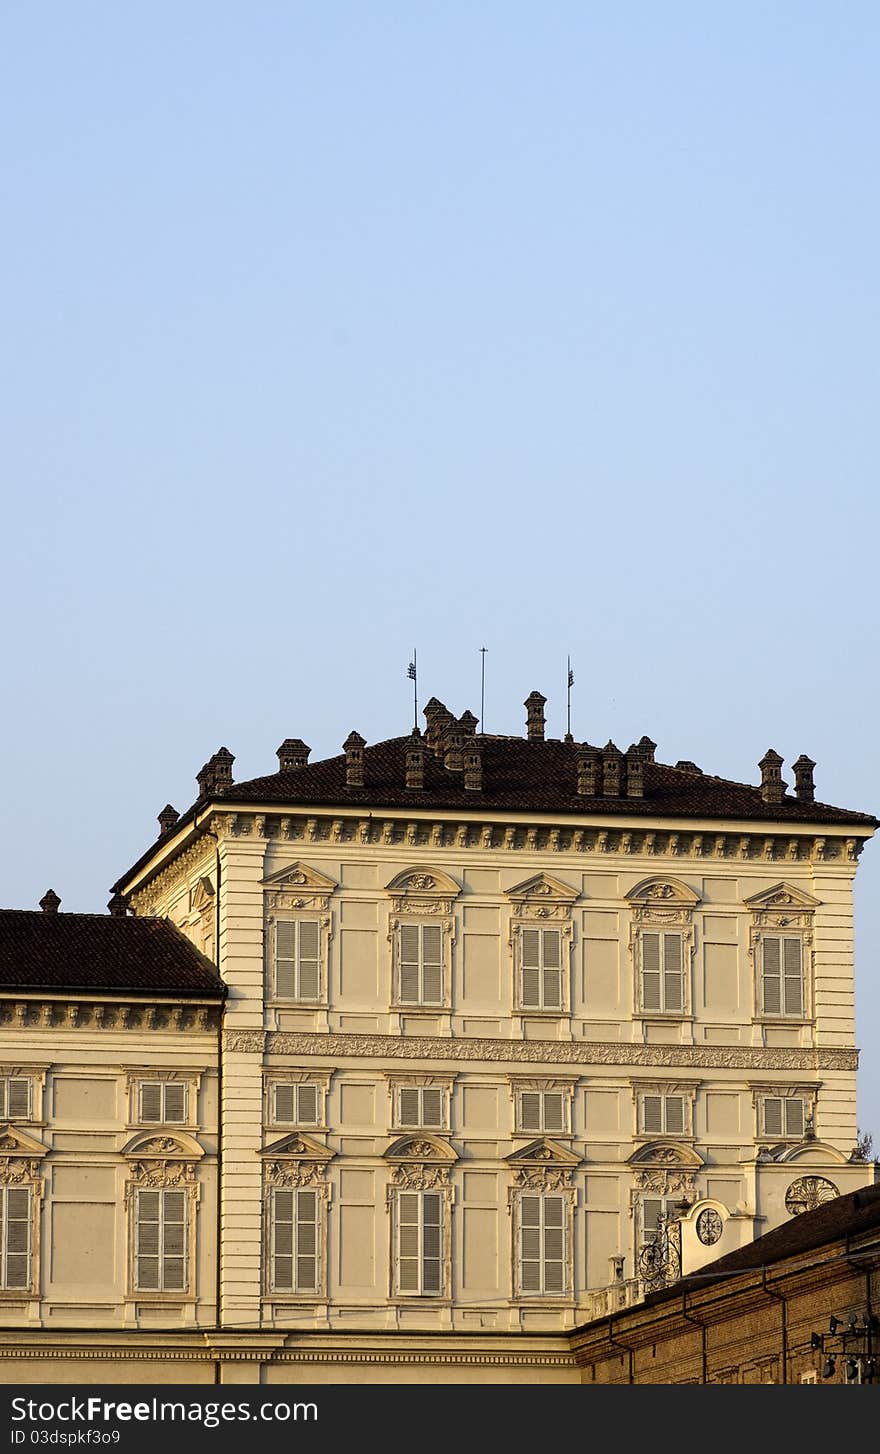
[296,920,321,1000]
[399,924,422,1004]
[163,1083,186,1124]
[521,1092,542,1132]
[275,921,297,999]
[135,1190,161,1291]
[762,937,782,1014]
[543,1195,565,1294]
[0,1083,6,1120]
[541,929,562,1009]
[161,1190,187,1292]
[663,934,684,1011]
[397,1192,421,1292]
[274,1085,296,1123]
[783,938,804,1016]
[421,1192,442,1294]
[421,924,443,1004]
[421,1089,443,1128]
[642,1198,663,1239]
[763,1098,783,1137]
[273,1189,294,1290]
[543,1093,564,1134]
[296,1084,319,1125]
[643,1095,663,1135]
[296,1189,318,1291]
[520,928,542,1008]
[4,1187,31,1290]
[641,933,662,1011]
[519,1194,542,1293]
[8,1080,30,1120]
[664,1096,685,1135]
[399,1088,421,1125]
[139,1083,163,1124]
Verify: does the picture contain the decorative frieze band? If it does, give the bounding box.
[224,1029,858,1071]
[0,1000,221,1031]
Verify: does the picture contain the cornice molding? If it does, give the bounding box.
[223,1028,858,1071]
[0,1000,221,1031]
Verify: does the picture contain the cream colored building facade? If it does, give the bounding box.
[0,695,876,1383]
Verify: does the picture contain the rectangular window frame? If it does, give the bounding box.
[638,930,686,1016]
[516,1192,568,1299]
[516,925,565,1014]
[133,1188,189,1295]
[0,1185,32,1293]
[761,1095,808,1140]
[269,1186,321,1296]
[394,920,446,1009]
[272,917,324,1004]
[137,1081,188,1126]
[517,1089,568,1136]
[759,934,806,1020]
[640,1092,688,1138]
[0,1078,32,1123]
[394,1189,445,1299]
[272,1082,322,1128]
[397,1085,446,1131]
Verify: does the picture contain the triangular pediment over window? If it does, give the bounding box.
[0,1125,47,1158]
[744,882,821,911]
[384,1134,458,1164]
[262,862,339,894]
[122,1131,204,1160]
[262,1131,334,1163]
[505,1138,581,1168]
[192,876,215,912]
[627,1140,704,1169]
[506,873,579,906]
[625,878,701,908]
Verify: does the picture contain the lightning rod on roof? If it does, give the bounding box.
[407,651,418,731]
[480,646,487,733]
[565,656,574,742]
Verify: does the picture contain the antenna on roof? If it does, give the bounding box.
[480,646,487,732]
[565,657,574,742]
[407,651,418,731]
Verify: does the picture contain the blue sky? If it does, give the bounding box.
[2,4,878,1132]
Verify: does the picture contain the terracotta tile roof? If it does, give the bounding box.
[0,911,225,998]
[113,733,877,893]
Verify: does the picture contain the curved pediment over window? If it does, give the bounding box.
[505,1138,581,1169]
[627,1140,704,1169]
[122,1131,204,1160]
[775,1139,850,1166]
[625,878,701,908]
[385,868,461,898]
[384,1134,458,1164]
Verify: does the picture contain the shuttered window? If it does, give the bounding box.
[519,928,563,1011]
[138,1082,187,1125]
[396,1191,443,1295]
[640,932,685,1013]
[274,920,322,1001]
[397,923,444,1006]
[761,937,804,1017]
[135,1189,187,1292]
[518,1194,566,1296]
[762,1097,806,1138]
[0,1186,31,1290]
[398,1087,445,1129]
[273,1083,320,1126]
[0,1079,31,1121]
[519,1091,566,1134]
[641,1094,687,1136]
[271,1188,319,1293]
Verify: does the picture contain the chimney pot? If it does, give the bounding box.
[158,804,179,837]
[211,748,235,792]
[343,731,366,788]
[525,691,547,741]
[443,719,466,772]
[277,738,310,772]
[625,747,645,797]
[405,729,425,790]
[792,754,816,803]
[577,747,600,796]
[107,892,129,917]
[602,741,623,797]
[40,889,60,915]
[759,748,786,804]
[638,736,657,763]
[463,746,482,792]
[423,698,454,755]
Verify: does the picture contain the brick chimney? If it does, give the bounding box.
[107,892,129,917]
[211,748,234,792]
[443,719,465,772]
[577,747,600,796]
[463,745,482,792]
[158,804,179,838]
[344,731,366,787]
[277,739,310,771]
[602,742,623,797]
[423,698,454,755]
[405,729,425,790]
[759,749,786,804]
[792,754,816,803]
[525,691,547,741]
[625,746,644,798]
[40,889,60,915]
[638,736,657,763]
[459,710,478,738]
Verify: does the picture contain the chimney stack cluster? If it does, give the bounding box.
[758,750,816,804]
[576,739,651,798]
[197,748,235,800]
